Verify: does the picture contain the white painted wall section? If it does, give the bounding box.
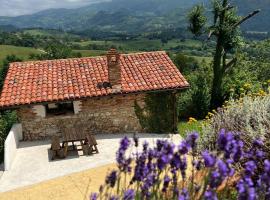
[73,101,82,114]
[4,123,22,171]
[33,105,46,118]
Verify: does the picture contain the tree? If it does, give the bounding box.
[0,55,19,161]
[188,0,260,108]
[174,53,199,73]
[30,41,74,60]
[0,55,22,91]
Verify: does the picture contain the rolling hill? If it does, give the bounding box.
[0,0,268,33]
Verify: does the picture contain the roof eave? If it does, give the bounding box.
[0,86,190,110]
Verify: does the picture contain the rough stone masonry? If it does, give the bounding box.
[17,94,145,140]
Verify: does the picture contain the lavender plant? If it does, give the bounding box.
[200,93,270,153]
[90,130,270,200]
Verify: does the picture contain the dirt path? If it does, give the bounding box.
[0,163,116,200]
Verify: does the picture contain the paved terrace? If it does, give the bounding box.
[0,133,182,193]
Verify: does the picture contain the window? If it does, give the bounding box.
[46,102,74,116]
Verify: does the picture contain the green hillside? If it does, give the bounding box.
[0,0,268,33]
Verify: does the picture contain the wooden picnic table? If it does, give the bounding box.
[60,127,99,154]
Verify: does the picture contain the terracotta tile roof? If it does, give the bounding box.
[0,51,189,108]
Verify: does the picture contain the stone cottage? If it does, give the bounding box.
[0,49,189,140]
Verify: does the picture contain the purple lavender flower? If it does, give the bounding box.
[157,154,169,170]
[209,170,222,188]
[105,170,117,188]
[141,174,156,199]
[264,160,270,174]
[120,137,130,151]
[109,196,119,200]
[255,150,265,159]
[237,178,256,200]
[217,159,229,176]
[156,140,165,152]
[186,132,199,149]
[260,160,270,186]
[217,129,233,151]
[132,153,147,183]
[204,189,218,200]
[123,189,135,200]
[245,161,257,176]
[202,151,216,167]
[217,129,227,150]
[253,139,263,148]
[143,141,149,152]
[162,175,171,192]
[116,137,132,172]
[178,188,189,200]
[90,193,98,200]
[171,153,181,169]
[232,140,244,162]
[179,141,190,154]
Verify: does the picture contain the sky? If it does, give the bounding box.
[0,0,108,17]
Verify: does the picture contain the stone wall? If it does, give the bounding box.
[17,94,145,140]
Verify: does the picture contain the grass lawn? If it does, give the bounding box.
[73,50,107,57]
[0,45,41,61]
[190,55,212,63]
[178,120,203,138]
[73,39,202,51]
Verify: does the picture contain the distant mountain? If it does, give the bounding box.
[233,0,270,32]
[0,25,18,32]
[0,0,268,33]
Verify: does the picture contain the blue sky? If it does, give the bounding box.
[1,0,108,17]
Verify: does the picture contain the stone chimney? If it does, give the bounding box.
[107,49,121,91]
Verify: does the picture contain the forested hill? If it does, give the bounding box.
[0,0,268,33]
[233,0,270,32]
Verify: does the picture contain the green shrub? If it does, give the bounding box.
[0,111,17,162]
[177,60,211,119]
[178,120,202,138]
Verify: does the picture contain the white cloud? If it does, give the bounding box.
[0,0,107,17]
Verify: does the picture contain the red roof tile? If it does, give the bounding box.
[0,51,189,108]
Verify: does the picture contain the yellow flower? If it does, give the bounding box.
[212,109,217,114]
[188,117,197,124]
[243,83,251,89]
[258,89,266,96]
[208,112,214,116]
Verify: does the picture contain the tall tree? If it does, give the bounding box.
[188,0,260,108]
[0,55,22,91]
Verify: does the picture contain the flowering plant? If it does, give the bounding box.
[90,130,270,200]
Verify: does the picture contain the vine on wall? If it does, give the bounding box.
[135,91,174,133]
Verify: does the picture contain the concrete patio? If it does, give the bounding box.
[0,133,182,193]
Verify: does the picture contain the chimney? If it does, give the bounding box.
[107,49,121,91]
